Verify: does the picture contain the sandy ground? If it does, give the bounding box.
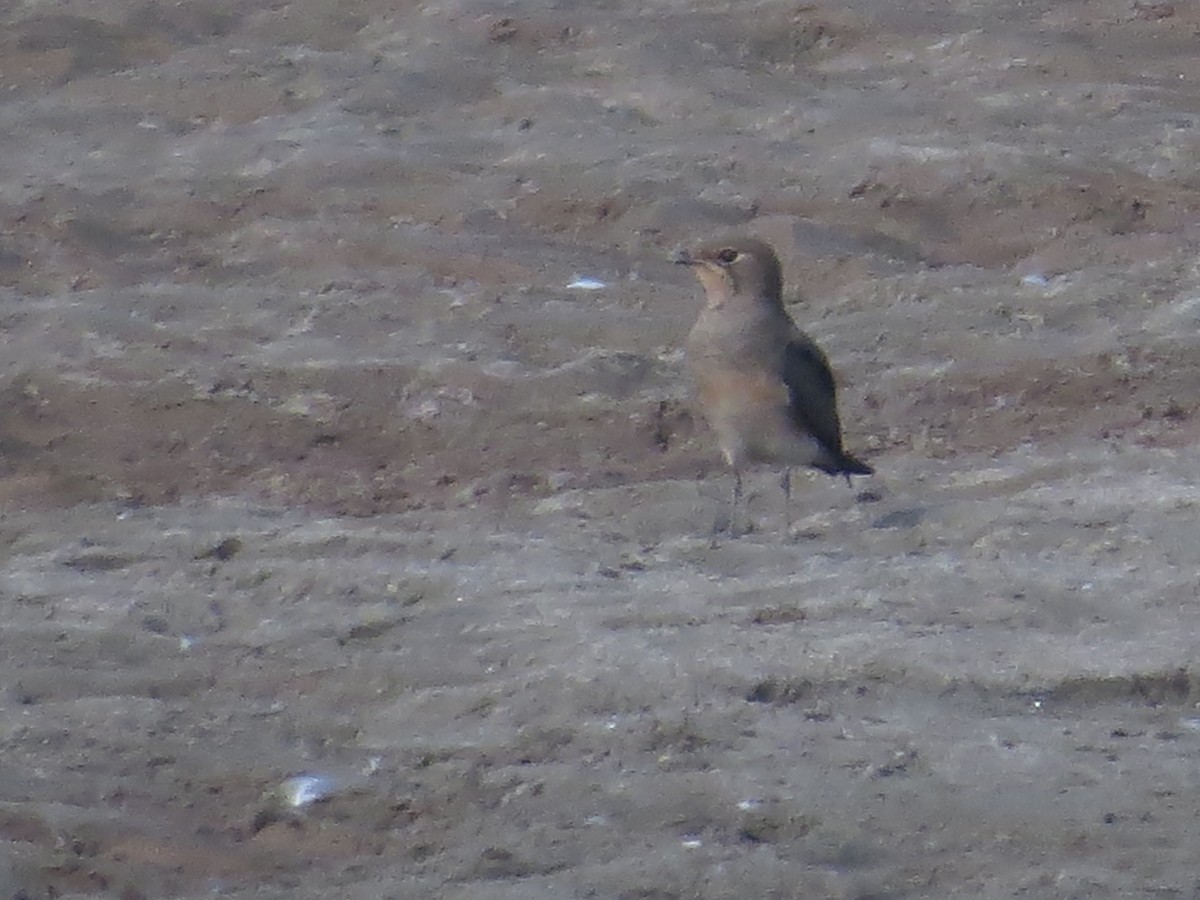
[3,0,1200,897]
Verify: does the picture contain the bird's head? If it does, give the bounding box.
[674,237,784,308]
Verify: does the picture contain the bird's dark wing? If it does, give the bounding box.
[782,331,846,458]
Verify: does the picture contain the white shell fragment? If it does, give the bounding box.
[567,276,607,290]
[279,774,339,809]
[272,757,382,810]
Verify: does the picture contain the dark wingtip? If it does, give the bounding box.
[839,456,874,485]
[843,457,874,476]
[817,454,874,484]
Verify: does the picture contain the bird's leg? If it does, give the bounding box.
[780,467,792,532]
[728,469,745,537]
[709,470,741,538]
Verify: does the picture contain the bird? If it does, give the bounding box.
[676,236,872,533]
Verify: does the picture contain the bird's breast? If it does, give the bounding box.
[693,364,783,410]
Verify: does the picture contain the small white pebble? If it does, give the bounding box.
[567,276,607,290]
[279,774,337,808]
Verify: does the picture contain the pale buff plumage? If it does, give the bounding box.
[677,237,872,531]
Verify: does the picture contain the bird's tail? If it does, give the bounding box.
[838,453,873,486]
[815,451,874,483]
[839,454,873,476]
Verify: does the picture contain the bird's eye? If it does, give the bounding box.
[716,248,739,264]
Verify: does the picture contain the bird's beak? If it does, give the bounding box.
[673,248,696,266]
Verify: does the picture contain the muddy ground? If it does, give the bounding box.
[3,0,1200,897]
